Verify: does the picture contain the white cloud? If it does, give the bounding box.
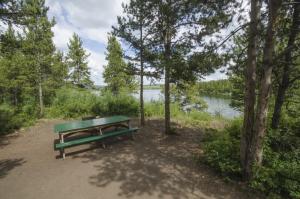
[46,0,127,85]
[45,0,234,85]
[62,0,122,29]
[203,67,228,81]
[52,23,73,50]
[86,49,107,85]
[47,0,125,44]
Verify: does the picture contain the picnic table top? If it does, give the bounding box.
[54,115,130,133]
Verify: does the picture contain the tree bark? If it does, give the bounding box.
[241,0,261,181]
[39,78,44,117]
[272,82,287,129]
[37,53,44,117]
[271,1,300,129]
[164,31,171,134]
[252,0,282,165]
[164,63,171,134]
[140,24,145,126]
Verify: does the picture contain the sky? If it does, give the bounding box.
[45,0,228,86]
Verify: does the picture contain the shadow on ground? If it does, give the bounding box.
[0,134,20,149]
[72,119,255,199]
[0,158,26,179]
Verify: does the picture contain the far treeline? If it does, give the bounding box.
[0,0,299,198]
[196,80,232,98]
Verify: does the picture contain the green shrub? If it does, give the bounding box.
[92,91,139,116]
[144,100,223,127]
[251,151,300,199]
[0,103,36,134]
[188,110,213,122]
[47,87,96,118]
[144,101,165,117]
[0,104,20,134]
[202,117,300,199]
[251,121,300,199]
[202,119,242,177]
[47,88,139,118]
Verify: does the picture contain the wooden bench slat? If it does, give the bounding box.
[55,128,138,150]
[54,115,130,133]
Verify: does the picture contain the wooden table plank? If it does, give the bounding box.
[54,115,130,133]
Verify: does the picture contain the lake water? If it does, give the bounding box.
[132,89,241,119]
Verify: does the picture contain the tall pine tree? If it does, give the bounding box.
[103,34,136,94]
[0,0,26,26]
[22,0,56,117]
[113,0,156,126]
[147,0,238,134]
[0,24,26,106]
[66,33,93,88]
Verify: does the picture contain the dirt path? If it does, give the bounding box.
[0,119,261,199]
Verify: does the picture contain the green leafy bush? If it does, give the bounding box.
[92,91,139,116]
[144,101,182,117]
[251,151,300,199]
[0,104,20,134]
[144,101,165,117]
[144,100,222,127]
[251,120,300,199]
[47,88,139,118]
[0,103,36,134]
[202,117,300,199]
[47,88,97,118]
[188,110,213,122]
[202,119,242,177]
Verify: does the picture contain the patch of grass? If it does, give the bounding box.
[144,100,227,128]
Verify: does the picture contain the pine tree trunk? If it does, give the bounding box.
[164,31,171,134]
[241,0,261,180]
[164,63,171,134]
[37,54,44,117]
[271,83,287,129]
[140,51,145,126]
[252,0,282,165]
[140,24,145,126]
[39,79,44,117]
[271,2,300,129]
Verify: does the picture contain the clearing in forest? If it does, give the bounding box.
[0,119,261,199]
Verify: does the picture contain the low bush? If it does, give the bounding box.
[201,117,300,199]
[202,119,242,177]
[46,88,97,118]
[144,101,182,117]
[144,100,223,127]
[0,104,20,134]
[251,120,300,199]
[144,101,165,117]
[0,103,36,135]
[46,88,139,118]
[92,91,139,117]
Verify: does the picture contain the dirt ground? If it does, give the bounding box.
[0,119,262,199]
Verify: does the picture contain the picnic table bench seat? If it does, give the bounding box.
[55,127,138,150]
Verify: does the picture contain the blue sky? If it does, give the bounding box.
[45,0,228,85]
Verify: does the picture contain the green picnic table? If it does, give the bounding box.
[54,115,138,159]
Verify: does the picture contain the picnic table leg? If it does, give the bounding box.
[59,133,65,159]
[127,120,135,140]
[99,128,106,149]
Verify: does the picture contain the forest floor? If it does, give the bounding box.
[0,118,262,199]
